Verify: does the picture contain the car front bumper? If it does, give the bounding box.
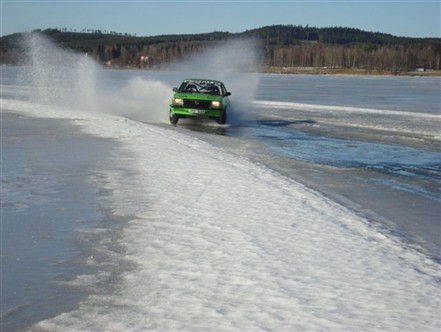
[170,106,224,118]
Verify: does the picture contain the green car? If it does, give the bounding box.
[169,79,231,125]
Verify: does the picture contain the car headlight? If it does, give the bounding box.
[211,101,222,108]
[172,98,184,106]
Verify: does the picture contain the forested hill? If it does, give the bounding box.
[1,25,440,73]
[244,25,439,45]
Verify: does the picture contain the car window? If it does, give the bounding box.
[178,80,227,95]
[179,82,197,93]
[219,84,226,96]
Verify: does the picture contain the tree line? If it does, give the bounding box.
[1,25,439,72]
[57,27,135,36]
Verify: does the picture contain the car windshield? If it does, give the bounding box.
[178,80,223,95]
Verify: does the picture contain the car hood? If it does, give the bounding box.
[173,93,224,101]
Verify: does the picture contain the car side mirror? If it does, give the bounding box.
[225,92,231,96]
[173,87,178,92]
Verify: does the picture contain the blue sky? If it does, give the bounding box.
[1,1,440,38]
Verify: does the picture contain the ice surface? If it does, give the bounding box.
[3,99,439,331]
[256,74,441,115]
[1,112,127,331]
[253,100,441,141]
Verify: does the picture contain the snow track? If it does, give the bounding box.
[6,99,438,331]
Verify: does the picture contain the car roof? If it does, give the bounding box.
[183,78,225,85]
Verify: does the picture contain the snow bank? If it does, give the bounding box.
[4,99,439,331]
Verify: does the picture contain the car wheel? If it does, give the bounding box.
[216,110,227,125]
[169,112,179,125]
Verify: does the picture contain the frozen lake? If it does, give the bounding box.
[1,38,440,331]
[167,73,441,261]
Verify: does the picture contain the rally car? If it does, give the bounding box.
[169,79,231,125]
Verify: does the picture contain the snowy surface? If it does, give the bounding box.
[3,99,440,331]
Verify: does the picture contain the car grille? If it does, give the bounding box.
[183,99,211,109]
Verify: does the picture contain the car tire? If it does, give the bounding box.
[216,110,227,125]
[169,112,179,125]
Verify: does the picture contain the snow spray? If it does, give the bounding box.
[19,33,100,110]
[19,33,172,123]
[19,33,260,124]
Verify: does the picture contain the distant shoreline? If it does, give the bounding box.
[110,65,441,77]
[260,66,441,77]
